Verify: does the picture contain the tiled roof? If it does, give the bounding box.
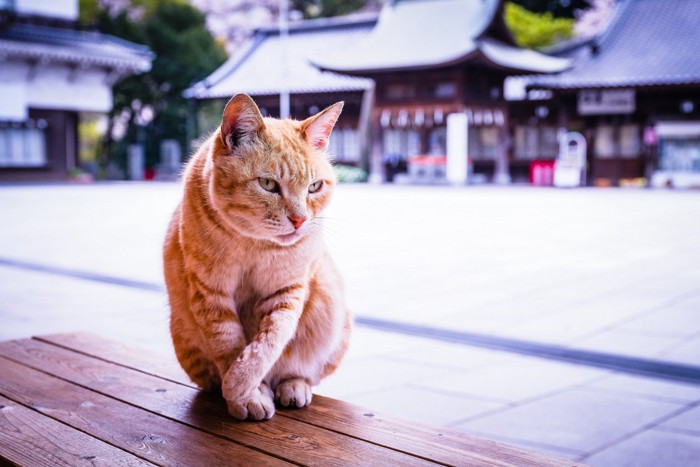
[529,0,700,90]
[0,23,152,72]
[185,15,376,100]
[311,0,570,75]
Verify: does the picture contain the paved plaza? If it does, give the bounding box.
[1,182,699,465]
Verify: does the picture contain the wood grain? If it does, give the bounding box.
[0,395,154,467]
[0,356,290,467]
[0,338,437,467]
[35,333,580,467]
[35,333,192,386]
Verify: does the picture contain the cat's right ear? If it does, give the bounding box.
[220,94,265,151]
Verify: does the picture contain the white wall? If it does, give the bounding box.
[15,0,78,20]
[0,62,29,120]
[0,60,113,120]
[26,64,112,112]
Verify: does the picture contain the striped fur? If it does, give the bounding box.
[163,94,350,420]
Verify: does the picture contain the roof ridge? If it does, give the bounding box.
[7,22,151,56]
[185,33,266,98]
[256,12,379,36]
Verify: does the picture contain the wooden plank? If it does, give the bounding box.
[0,338,437,467]
[0,356,290,467]
[0,395,154,467]
[35,333,192,386]
[37,333,579,467]
[281,397,579,467]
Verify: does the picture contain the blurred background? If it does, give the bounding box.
[1,0,699,465]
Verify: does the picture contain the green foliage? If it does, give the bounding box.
[88,0,227,173]
[292,0,366,19]
[504,1,574,49]
[334,164,368,183]
[79,0,100,24]
[509,0,591,18]
[78,117,101,163]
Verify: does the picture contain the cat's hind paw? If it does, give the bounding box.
[275,378,312,409]
[226,382,275,421]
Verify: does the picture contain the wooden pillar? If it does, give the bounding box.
[368,109,385,183]
[493,106,511,184]
[358,85,375,174]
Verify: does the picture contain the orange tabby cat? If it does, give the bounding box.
[163,94,351,420]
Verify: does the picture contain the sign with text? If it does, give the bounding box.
[578,89,636,115]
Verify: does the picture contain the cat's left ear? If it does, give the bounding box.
[301,101,344,151]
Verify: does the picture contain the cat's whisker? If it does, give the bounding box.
[315,221,357,242]
[312,223,349,253]
[314,216,362,234]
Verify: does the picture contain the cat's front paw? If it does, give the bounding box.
[226,382,275,421]
[275,378,312,409]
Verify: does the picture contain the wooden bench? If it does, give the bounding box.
[0,333,579,466]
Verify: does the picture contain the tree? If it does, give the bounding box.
[510,0,591,18]
[574,0,614,39]
[504,1,574,49]
[292,0,368,19]
[82,0,227,176]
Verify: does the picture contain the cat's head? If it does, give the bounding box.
[207,94,342,246]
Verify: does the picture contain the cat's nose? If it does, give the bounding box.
[288,215,307,230]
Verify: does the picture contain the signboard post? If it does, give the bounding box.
[554,132,587,188]
[446,112,468,185]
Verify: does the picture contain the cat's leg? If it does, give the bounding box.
[222,283,307,419]
[187,282,278,420]
[165,229,226,392]
[268,270,352,409]
[170,312,221,391]
[183,274,279,419]
[163,234,259,418]
[274,377,313,409]
[225,380,275,420]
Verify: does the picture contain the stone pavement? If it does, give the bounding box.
[1,182,699,465]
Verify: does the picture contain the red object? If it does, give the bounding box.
[530,160,556,186]
[409,155,447,166]
[144,168,156,180]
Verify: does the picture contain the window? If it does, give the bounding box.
[329,129,361,163]
[594,125,616,158]
[428,128,446,155]
[515,126,537,159]
[480,127,499,159]
[384,84,416,101]
[659,138,700,173]
[619,124,640,158]
[0,123,47,167]
[383,129,421,159]
[407,130,421,157]
[432,82,457,99]
[469,126,500,160]
[594,123,642,158]
[341,129,360,163]
[514,125,558,159]
[541,127,558,158]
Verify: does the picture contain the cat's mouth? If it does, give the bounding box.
[274,230,303,245]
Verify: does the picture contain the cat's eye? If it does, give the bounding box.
[308,180,323,193]
[259,177,279,193]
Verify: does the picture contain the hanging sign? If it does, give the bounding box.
[578,89,636,115]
